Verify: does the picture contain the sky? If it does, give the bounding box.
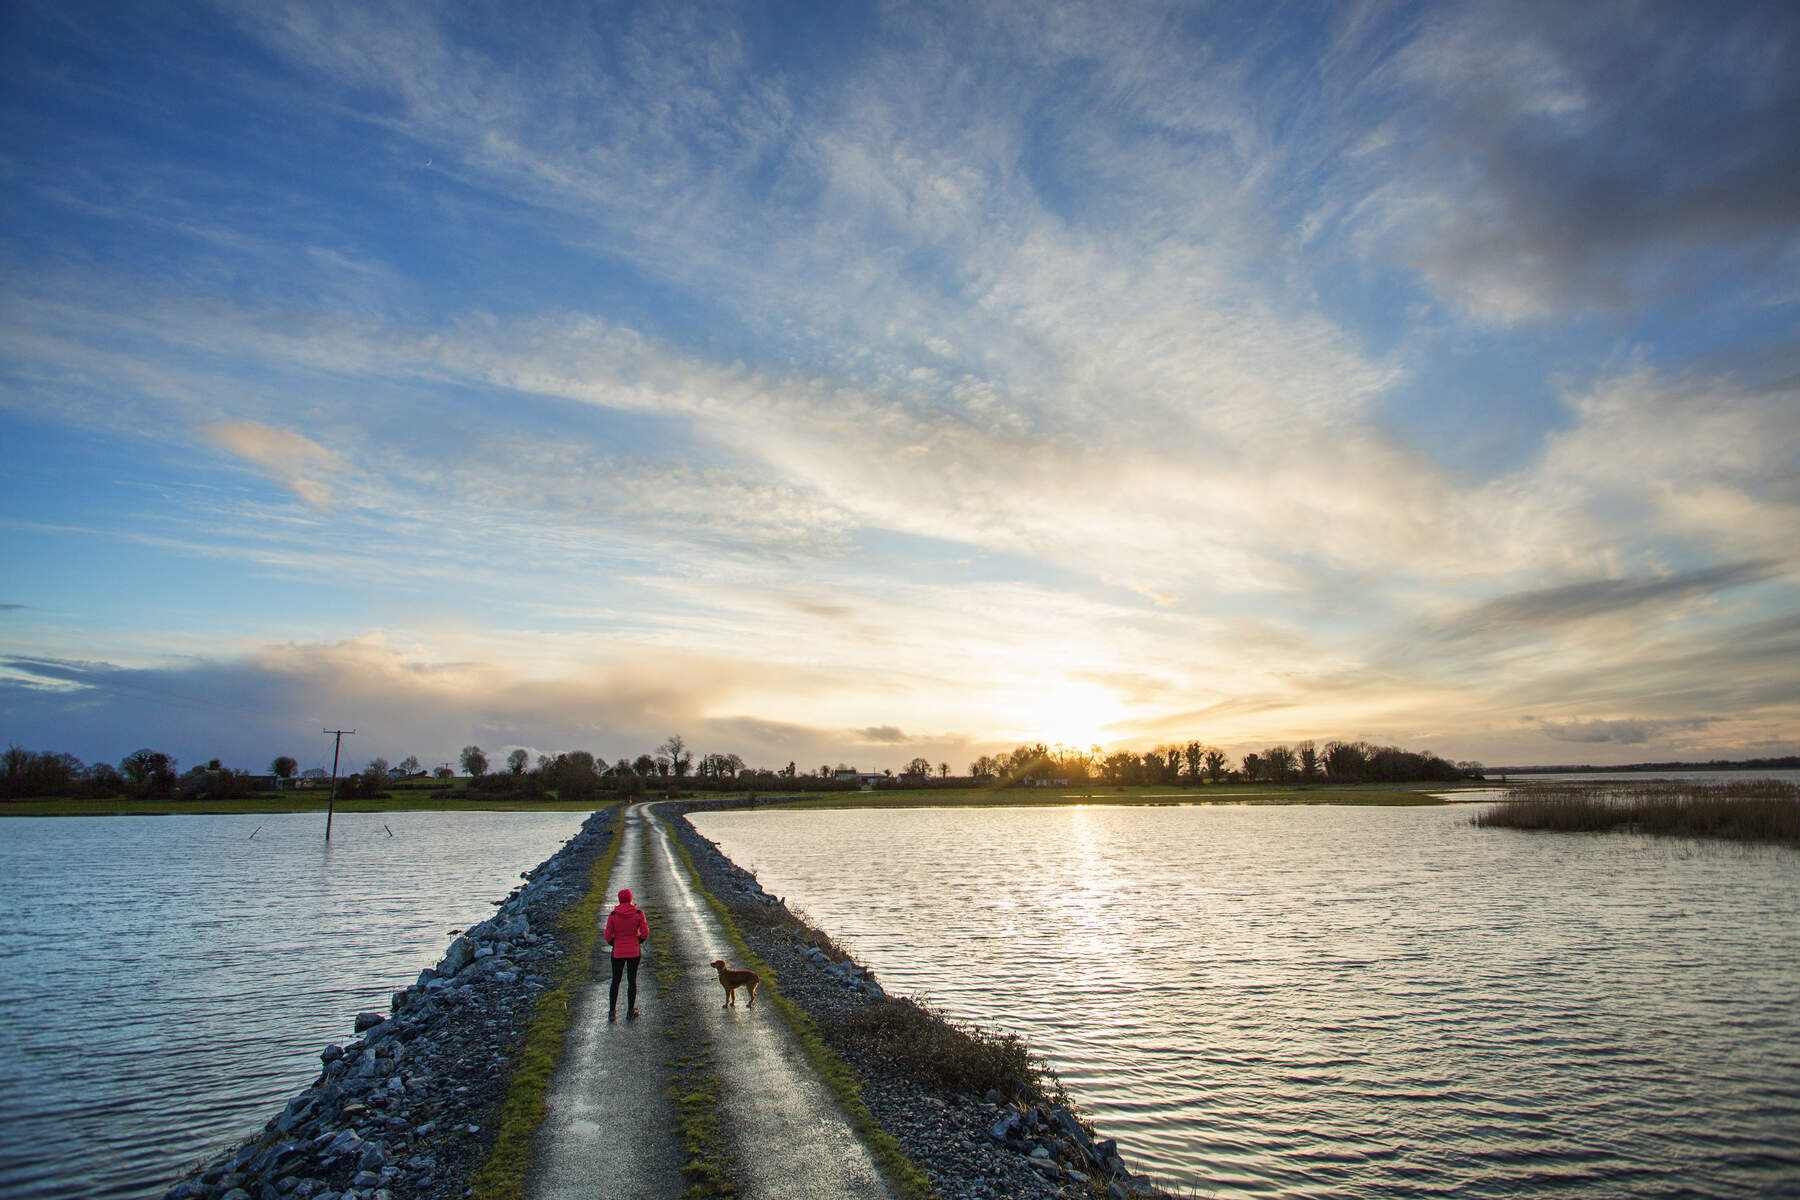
[3,0,1798,778]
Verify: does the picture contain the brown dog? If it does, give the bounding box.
[708,959,760,1008]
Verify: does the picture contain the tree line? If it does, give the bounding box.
[0,746,272,802]
[967,739,1481,786]
[2,734,834,802]
[3,731,1481,803]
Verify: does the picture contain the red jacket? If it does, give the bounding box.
[604,902,648,957]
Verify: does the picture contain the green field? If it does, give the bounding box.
[752,783,1462,810]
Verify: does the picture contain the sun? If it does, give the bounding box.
[1018,681,1123,750]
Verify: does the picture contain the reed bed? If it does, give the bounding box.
[1473,779,1800,846]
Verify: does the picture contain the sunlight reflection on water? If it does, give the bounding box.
[0,810,589,1200]
[691,803,1800,1198]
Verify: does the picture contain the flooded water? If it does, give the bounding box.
[0,809,591,1200]
[690,803,1800,1198]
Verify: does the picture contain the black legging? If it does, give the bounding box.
[609,953,640,1012]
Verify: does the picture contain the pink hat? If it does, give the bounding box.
[618,888,633,903]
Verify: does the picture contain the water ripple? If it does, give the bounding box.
[0,809,588,1200]
[693,803,1800,1199]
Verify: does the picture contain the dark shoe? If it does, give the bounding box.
[608,1009,617,1022]
[627,1007,641,1020]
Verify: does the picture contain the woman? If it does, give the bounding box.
[603,887,649,1021]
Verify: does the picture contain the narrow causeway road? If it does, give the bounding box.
[527,803,903,1200]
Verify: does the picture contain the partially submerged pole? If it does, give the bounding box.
[323,728,355,841]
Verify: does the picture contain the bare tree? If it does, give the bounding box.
[657,735,692,778]
[697,752,743,780]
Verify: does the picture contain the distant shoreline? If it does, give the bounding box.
[1,781,1475,817]
[1487,757,1800,775]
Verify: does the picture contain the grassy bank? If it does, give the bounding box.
[1473,780,1800,846]
[468,806,625,1200]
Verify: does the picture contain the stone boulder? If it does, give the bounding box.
[439,935,476,976]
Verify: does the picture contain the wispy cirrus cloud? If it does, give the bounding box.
[2,0,1797,770]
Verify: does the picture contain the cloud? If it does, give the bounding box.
[789,599,855,621]
[852,725,910,745]
[4,1,1799,774]
[4,279,1419,595]
[1525,364,1800,566]
[200,420,345,506]
[1428,561,1781,645]
[1523,715,1720,746]
[0,631,1043,776]
[0,639,845,771]
[1357,1,1800,321]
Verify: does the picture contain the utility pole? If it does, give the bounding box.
[323,728,355,841]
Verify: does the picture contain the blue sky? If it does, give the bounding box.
[3,0,1797,776]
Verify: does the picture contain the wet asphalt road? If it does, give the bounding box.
[526,803,902,1200]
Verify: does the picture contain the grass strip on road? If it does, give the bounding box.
[469,805,625,1200]
[669,1044,733,1199]
[666,826,940,1200]
[646,897,740,1199]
